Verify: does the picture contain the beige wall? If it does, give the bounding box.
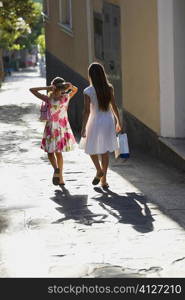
[45,0,161,134]
[120,0,160,133]
[92,0,160,133]
[45,0,89,79]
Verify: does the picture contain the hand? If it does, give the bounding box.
[81,128,86,137]
[66,82,72,90]
[47,85,55,91]
[116,122,123,133]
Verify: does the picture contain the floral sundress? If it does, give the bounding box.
[41,93,76,153]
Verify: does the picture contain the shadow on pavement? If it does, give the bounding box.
[0,68,41,84]
[0,104,41,158]
[0,195,9,233]
[93,187,154,233]
[110,152,185,230]
[0,104,38,125]
[50,186,108,226]
[0,214,9,233]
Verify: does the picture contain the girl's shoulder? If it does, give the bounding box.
[83,85,95,96]
[49,93,68,102]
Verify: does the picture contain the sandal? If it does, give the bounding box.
[59,175,65,186]
[59,179,65,186]
[52,168,60,185]
[92,171,104,185]
[101,183,109,189]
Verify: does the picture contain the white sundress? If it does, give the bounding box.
[82,85,118,155]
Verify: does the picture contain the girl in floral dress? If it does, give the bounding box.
[29,77,78,185]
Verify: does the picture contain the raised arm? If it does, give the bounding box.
[81,94,90,137]
[110,87,123,133]
[67,83,78,99]
[29,86,52,102]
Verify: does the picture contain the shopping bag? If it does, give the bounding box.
[115,133,130,159]
[40,101,50,121]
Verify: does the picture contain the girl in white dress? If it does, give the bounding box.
[81,62,122,188]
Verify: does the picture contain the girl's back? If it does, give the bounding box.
[84,85,112,117]
[83,84,117,155]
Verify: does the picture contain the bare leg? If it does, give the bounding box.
[48,153,60,185]
[100,152,109,186]
[55,152,64,184]
[48,153,57,170]
[90,154,104,177]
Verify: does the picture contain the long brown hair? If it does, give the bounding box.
[88,62,112,111]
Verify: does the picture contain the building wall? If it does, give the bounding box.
[45,0,161,136]
[157,0,176,138]
[92,0,160,134]
[157,0,185,138]
[45,51,88,138]
[120,0,160,134]
[173,0,185,137]
[45,0,89,79]
[44,0,90,137]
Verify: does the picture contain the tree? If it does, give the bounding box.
[0,0,44,83]
[0,0,42,50]
[36,31,45,56]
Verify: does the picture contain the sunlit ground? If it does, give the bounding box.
[0,68,185,278]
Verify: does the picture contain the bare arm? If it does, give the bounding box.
[110,87,122,132]
[81,94,90,137]
[29,86,52,102]
[67,83,78,99]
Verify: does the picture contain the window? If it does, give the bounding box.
[59,0,73,32]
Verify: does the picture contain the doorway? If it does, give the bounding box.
[102,2,122,109]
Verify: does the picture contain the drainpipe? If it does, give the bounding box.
[86,0,93,64]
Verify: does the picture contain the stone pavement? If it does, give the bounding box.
[0,68,185,278]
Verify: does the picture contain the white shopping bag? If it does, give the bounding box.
[115,133,130,159]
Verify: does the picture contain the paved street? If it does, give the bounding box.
[0,68,185,278]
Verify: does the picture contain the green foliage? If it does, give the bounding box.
[0,0,43,50]
[36,33,45,55]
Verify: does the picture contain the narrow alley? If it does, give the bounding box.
[0,68,185,279]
